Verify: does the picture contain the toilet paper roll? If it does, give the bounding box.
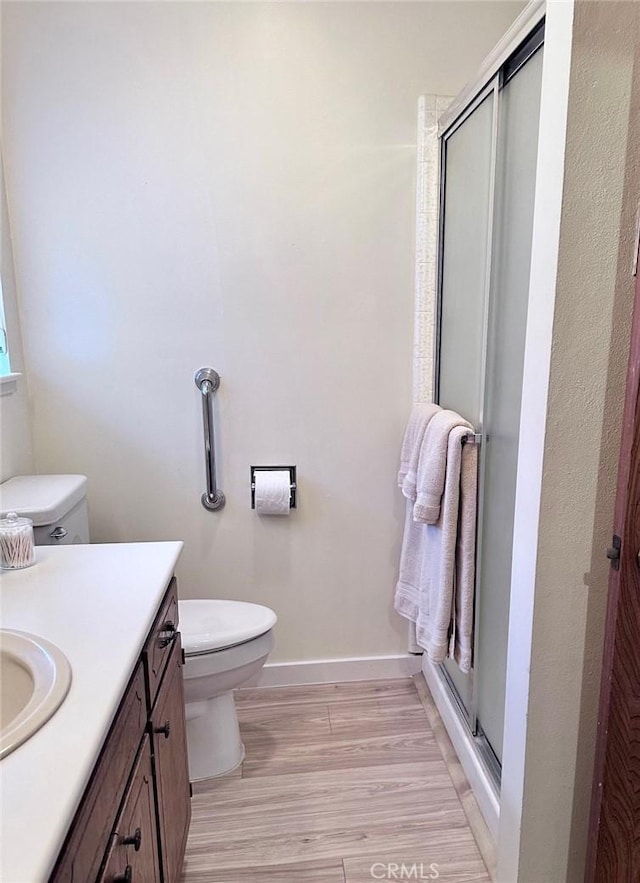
[254,470,291,515]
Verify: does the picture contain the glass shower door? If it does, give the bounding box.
[436,40,544,766]
[473,44,544,764]
[437,86,496,714]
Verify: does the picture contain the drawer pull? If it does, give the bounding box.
[155,720,171,739]
[121,827,142,851]
[113,866,133,883]
[158,622,178,648]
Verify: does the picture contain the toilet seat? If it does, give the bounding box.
[179,599,277,656]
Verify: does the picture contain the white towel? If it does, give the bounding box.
[395,501,424,624]
[413,409,472,524]
[397,403,441,501]
[394,425,478,673]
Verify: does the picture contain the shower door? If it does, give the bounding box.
[435,30,544,769]
[437,86,495,716]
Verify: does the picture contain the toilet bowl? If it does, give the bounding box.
[179,599,277,781]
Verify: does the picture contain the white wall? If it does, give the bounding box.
[498,2,640,880]
[2,0,522,662]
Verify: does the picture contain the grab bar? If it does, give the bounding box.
[194,367,225,511]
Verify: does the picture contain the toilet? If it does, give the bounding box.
[0,474,90,545]
[179,599,277,780]
[0,474,277,782]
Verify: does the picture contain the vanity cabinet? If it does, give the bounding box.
[99,735,160,883]
[150,647,191,883]
[50,578,191,883]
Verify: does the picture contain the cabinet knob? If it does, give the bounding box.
[158,621,178,648]
[121,827,142,851]
[155,720,171,739]
[113,866,133,883]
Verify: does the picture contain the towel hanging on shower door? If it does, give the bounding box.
[394,416,477,672]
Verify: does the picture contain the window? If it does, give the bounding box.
[0,278,10,377]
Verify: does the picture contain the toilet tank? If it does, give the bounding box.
[0,475,89,545]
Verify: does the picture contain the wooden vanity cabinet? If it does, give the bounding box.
[150,642,191,883]
[144,580,181,708]
[99,735,160,883]
[50,578,191,883]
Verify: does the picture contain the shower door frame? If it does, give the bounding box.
[430,6,546,784]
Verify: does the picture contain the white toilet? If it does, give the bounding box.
[0,474,90,545]
[0,474,277,781]
[179,599,277,780]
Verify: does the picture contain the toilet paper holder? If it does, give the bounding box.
[250,466,297,509]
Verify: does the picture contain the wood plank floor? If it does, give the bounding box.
[182,678,490,883]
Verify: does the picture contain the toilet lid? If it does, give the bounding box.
[178,599,277,654]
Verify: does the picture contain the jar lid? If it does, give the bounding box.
[0,511,33,531]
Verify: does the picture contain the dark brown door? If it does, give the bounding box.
[587,270,640,882]
[151,639,191,883]
[99,734,160,883]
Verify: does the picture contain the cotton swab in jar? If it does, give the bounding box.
[0,512,35,570]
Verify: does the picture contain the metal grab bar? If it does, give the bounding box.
[194,367,225,511]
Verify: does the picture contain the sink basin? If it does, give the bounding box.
[0,630,72,759]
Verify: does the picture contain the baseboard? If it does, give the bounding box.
[421,657,500,840]
[247,653,422,687]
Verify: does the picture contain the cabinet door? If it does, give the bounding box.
[150,639,191,883]
[50,664,147,883]
[144,579,180,709]
[99,734,160,883]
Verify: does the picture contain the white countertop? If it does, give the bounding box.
[0,541,183,883]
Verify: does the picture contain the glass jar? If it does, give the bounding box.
[0,512,35,570]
